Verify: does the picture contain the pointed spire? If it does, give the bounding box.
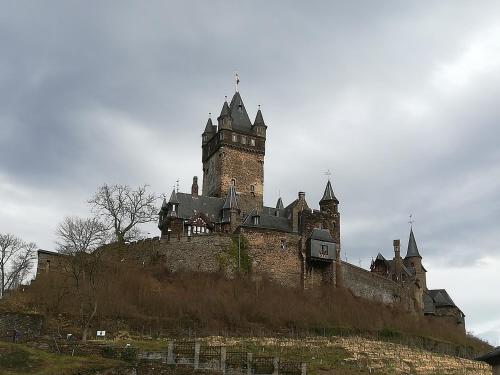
[406,228,422,258]
[320,180,339,203]
[376,253,386,261]
[276,197,284,210]
[168,188,179,204]
[254,106,266,127]
[204,114,215,133]
[161,197,168,209]
[220,98,230,117]
[223,184,239,210]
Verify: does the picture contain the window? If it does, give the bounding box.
[250,185,255,192]
[241,136,247,145]
[203,135,207,142]
[232,134,238,142]
[280,239,286,251]
[320,245,329,256]
[252,216,260,225]
[250,139,255,146]
[231,178,236,186]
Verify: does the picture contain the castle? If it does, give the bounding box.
[155,86,465,329]
[37,85,465,331]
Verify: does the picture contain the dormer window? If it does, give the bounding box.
[252,215,260,225]
[203,135,208,142]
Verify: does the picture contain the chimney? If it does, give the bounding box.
[191,176,199,197]
[393,239,401,258]
[298,192,305,201]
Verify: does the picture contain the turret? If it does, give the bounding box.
[252,106,267,138]
[217,98,232,130]
[166,188,179,218]
[319,180,339,213]
[404,228,427,290]
[202,114,216,145]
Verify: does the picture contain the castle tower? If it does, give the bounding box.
[201,91,266,214]
[319,179,341,243]
[404,228,427,290]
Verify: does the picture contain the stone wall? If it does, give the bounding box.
[0,312,44,339]
[36,250,67,276]
[241,229,303,288]
[341,261,411,307]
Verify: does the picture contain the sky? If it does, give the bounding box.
[1,1,499,345]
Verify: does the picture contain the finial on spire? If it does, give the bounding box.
[235,72,240,92]
[209,112,211,118]
[258,104,261,110]
[176,179,179,193]
[225,95,227,101]
[408,214,415,228]
[324,169,332,181]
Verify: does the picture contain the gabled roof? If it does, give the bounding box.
[405,228,422,258]
[375,253,386,261]
[310,228,334,242]
[276,197,284,210]
[228,92,253,131]
[320,180,339,203]
[223,184,239,210]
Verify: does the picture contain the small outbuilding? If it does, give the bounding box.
[476,347,500,375]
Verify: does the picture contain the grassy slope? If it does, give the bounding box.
[0,341,129,375]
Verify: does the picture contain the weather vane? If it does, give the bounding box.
[408,214,415,227]
[176,179,179,193]
[235,72,240,92]
[324,169,332,180]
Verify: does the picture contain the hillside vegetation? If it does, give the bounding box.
[5,254,490,358]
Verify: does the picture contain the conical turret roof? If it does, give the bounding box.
[161,197,168,209]
[276,197,284,210]
[254,108,266,127]
[168,188,179,205]
[223,184,239,210]
[320,180,339,203]
[219,100,230,118]
[204,116,215,133]
[228,92,252,131]
[405,228,422,258]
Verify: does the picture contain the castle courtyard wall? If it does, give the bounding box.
[341,261,411,307]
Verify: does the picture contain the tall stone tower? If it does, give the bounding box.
[201,91,267,214]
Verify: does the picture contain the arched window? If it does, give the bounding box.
[231,178,236,186]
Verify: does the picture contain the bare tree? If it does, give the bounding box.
[0,233,37,298]
[56,216,108,254]
[89,184,157,243]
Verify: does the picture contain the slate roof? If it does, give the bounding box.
[276,197,284,210]
[173,193,224,221]
[476,347,500,365]
[254,108,266,127]
[406,228,422,258]
[203,117,215,133]
[228,92,253,131]
[168,189,179,204]
[373,254,414,278]
[219,100,230,117]
[320,180,339,203]
[423,290,436,314]
[241,208,292,232]
[428,289,457,307]
[310,228,334,242]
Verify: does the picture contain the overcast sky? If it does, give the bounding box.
[1,1,499,345]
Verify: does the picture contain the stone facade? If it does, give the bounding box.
[37,85,466,331]
[0,311,44,339]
